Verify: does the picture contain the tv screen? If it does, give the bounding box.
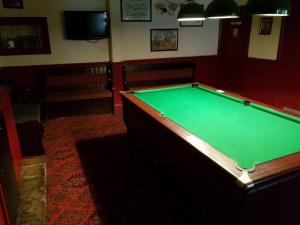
[64,11,109,40]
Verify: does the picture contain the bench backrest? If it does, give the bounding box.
[43,64,112,91]
[122,62,195,90]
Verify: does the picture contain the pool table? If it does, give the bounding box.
[120,83,300,225]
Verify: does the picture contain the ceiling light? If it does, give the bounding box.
[206,0,240,19]
[246,0,291,16]
[177,0,206,21]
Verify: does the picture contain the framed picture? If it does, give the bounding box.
[180,20,203,27]
[0,17,51,55]
[151,29,178,51]
[121,0,152,22]
[2,0,23,8]
[259,17,273,35]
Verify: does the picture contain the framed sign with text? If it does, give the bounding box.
[121,0,152,22]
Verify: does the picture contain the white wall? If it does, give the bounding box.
[0,0,220,66]
[109,0,219,62]
[248,16,282,60]
[0,0,109,66]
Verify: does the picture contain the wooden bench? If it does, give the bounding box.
[43,64,113,120]
[122,62,196,90]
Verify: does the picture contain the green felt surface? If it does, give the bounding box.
[133,85,300,169]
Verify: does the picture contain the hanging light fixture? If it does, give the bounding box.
[206,0,240,19]
[177,0,206,21]
[246,0,291,16]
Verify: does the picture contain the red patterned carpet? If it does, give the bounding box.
[43,113,199,225]
[43,114,127,225]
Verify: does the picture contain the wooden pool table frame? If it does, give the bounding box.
[120,82,300,189]
[121,83,300,224]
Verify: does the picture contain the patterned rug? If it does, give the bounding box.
[17,156,47,225]
[43,114,127,225]
[43,113,199,225]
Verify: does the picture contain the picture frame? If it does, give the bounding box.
[151,29,178,51]
[180,20,204,27]
[2,0,23,8]
[259,17,273,35]
[0,17,51,55]
[121,0,152,22]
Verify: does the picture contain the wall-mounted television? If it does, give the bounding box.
[64,11,109,40]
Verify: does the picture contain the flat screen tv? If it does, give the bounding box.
[64,11,109,40]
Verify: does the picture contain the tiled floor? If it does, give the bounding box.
[16,156,47,225]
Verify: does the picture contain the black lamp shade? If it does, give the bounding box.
[246,0,291,16]
[206,0,240,19]
[177,2,206,21]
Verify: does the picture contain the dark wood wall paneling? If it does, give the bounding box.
[0,62,109,94]
[0,57,220,109]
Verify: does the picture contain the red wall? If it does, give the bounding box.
[240,59,278,106]
[216,1,300,112]
[275,2,300,110]
[242,9,300,111]
[0,185,10,225]
[0,87,22,182]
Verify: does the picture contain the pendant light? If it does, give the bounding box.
[246,0,291,16]
[206,0,240,19]
[177,0,206,21]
